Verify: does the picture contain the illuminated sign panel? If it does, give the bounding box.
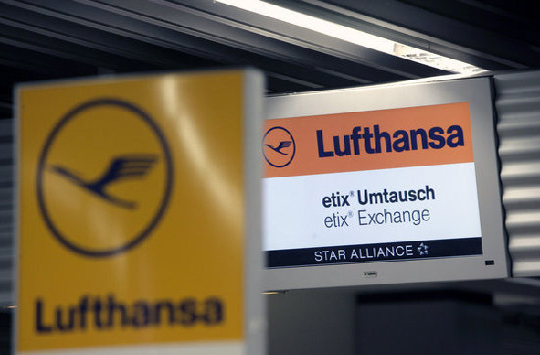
[263,78,508,289]
[264,103,481,267]
[16,70,264,355]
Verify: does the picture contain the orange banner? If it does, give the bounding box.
[263,102,474,178]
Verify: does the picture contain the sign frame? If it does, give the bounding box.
[263,76,509,290]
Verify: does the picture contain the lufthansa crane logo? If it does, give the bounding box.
[50,154,158,210]
[262,126,296,167]
[37,99,173,257]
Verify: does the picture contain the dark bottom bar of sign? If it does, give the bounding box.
[267,237,482,268]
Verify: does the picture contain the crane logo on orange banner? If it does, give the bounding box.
[262,126,296,167]
[263,102,473,178]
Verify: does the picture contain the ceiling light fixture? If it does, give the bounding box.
[216,0,484,74]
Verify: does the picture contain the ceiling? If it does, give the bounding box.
[0,0,539,120]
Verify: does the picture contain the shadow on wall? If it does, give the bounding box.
[0,311,11,354]
[268,288,540,355]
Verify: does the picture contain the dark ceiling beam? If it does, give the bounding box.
[0,15,317,95]
[0,65,47,85]
[0,110,12,120]
[3,68,45,85]
[403,0,540,47]
[321,0,537,69]
[288,0,517,71]
[3,0,532,99]
[0,1,218,70]
[156,0,447,78]
[69,0,427,82]
[9,0,231,62]
[2,2,344,93]
[266,72,325,93]
[0,41,96,121]
[0,42,94,76]
[0,22,155,73]
[7,0,355,90]
[10,0,399,90]
[0,94,11,119]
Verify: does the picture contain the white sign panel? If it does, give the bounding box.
[263,78,508,289]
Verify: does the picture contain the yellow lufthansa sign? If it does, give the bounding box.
[17,70,263,354]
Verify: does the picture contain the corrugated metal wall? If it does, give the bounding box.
[0,119,13,307]
[494,71,540,277]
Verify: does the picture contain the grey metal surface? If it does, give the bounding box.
[494,70,540,277]
[0,119,13,306]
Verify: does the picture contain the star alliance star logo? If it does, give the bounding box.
[418,242,429,256]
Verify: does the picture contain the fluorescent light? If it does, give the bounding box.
[216,0,484,74]
[262,291,287,295]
